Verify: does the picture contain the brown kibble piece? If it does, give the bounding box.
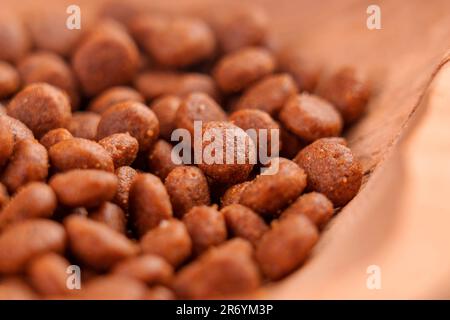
[88,86,144,114]
[174,238,260,299]
[277,46,321,92]
[64,215,138,270]
[279,93,343,142]
[281,192,334,229]
[256,214,319,280]
[113,166,137,211]
[221,204,268,246]
[165,166,210,217]
[90,202,127,234]
[0,277,37,300]
[229,109,280,159]
[1,139,48,193]
[130,15,215,68]
[182,205,227,255]
[97,101,159,152]
[279,124,305,159]
[240,158,307,216]
[141,219,192,267]
[49,138,114,172]
[78,275,147,300]
[17,51,79,108]
[175,93,227,136]
[213,47,275,93]
[67,112,100,141]
[0,182,56,231]
[294,138,363,206]
[220,181,251,207]
[40,128,73,150]
[99,133,139,168]
[72,20,139,96]
[7,83,71,138]
[0,10,30,63]
[150,95,181,140]
[112,254,173,286]
[0,61,20,99]
[208,3,268,53]
[319,67,370,124]
[50,169,118,208]
[0,115,34,144]
[235,74,297,116]
[198,121,255,184]
[148,140,180,181]
[27,253,70,296]
[135,71,219,101]
[0,120,14,166]
[0,219,66,274]
[129,173,173,236]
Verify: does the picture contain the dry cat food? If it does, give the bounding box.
[0,1,370,300]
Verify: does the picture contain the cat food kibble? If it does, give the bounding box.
[294,138,363,206]
[279,93,343,142]
[0,2,372,299]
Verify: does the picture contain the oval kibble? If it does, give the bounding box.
[1,138,48,193]
[147,140,181,181]
[221,204,268,246]
[49,138,114,172]
[88,86,144,114]
[0,182,56,231]
[240,157,307,216]
[90,202,127,234]
[77,274,147,300]
[113,166,137,211]
[175,92,227,136]
[112,254,174,286]
[98,133,139,168]
[319,67,370,124]
[294,138,363,206]
[235,74,298,116]
[0,120,14,167]
[213,47,275,93]
[182,205,227,255]
[39,128,73,150]
[279,93,343,142]
[50,169,117,208]
[165,166,210,217]
[150,95,181,140]
[141,219,192,267]
[0,114,34,145]
[220,181,251,208]
[72,20,140,96]
[64,215,138,271]
[280,192,334,229]
[7,83,71,138]
[135,71,219,101]
[129,173,173,236]
[0,61,20,99]
[0,219,66,274]
[198,121,255,184]
[130,15,215,68]
[27,253,71,296]
[67,112,101,141]
[174,238,260,299]
[256,214,319,280]
[97,101,159,153]
[17,51,79,109]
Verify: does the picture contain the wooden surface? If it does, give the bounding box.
[2,0,450,298]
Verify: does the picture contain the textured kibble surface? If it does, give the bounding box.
[0,2,370,300]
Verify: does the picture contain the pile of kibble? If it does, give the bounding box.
[0,2,370,299]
